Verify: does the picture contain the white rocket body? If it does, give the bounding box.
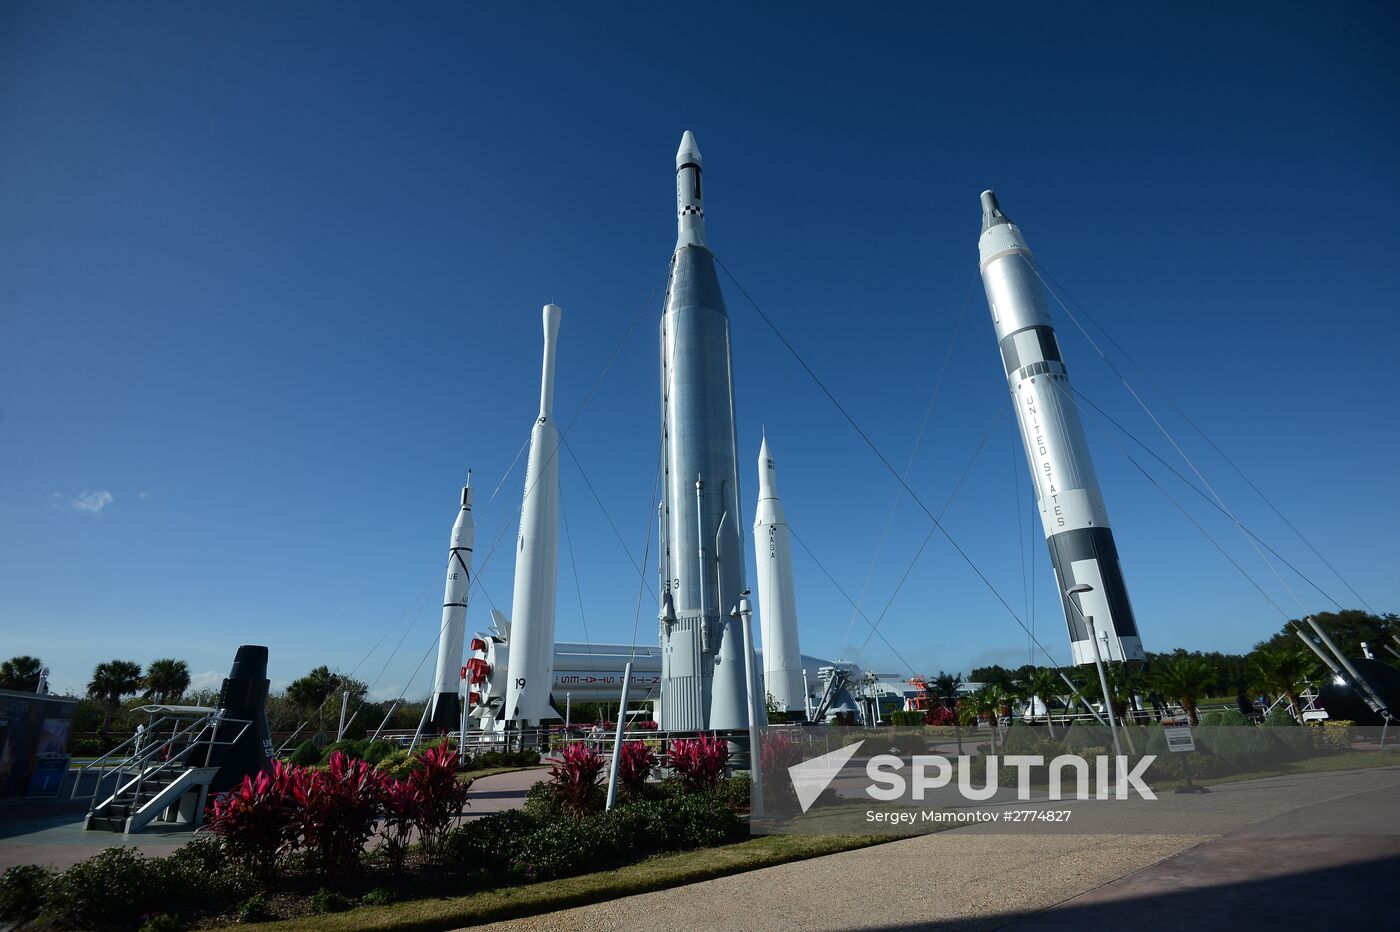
[428,478,474,731]
[501,304,563,724]
[977,192,1145,665]
[753,435,805,714]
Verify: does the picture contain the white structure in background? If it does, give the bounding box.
[427,475,474,731]
[501,304,563,725]
[753,433,805,714]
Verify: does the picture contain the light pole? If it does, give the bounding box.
[733,592,765,819]
[1065,584,1123,760]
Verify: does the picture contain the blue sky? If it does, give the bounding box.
[2,2,1396,698]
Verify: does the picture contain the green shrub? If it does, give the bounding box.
[309,888,352,913]
[376,748,422,779]
[513,818,594,881]
[237,892,272,923]
[887,710,925,726]
[1060,721,1115,752]
[289,739,322,767]
[361,887,397,906]
[1199,708,1248,727]
[443,809,540,874]
[523,779,565,821]
[715,772,751,811]
[0,863,53,922]
[323,739,362,761]
[665,792,743,848]
[1001,725,1059,756]
[137,914,184,932]
[1201,725,1278,770]
[160,836,255,906]
[360,739,397,766]
[600,800,674,855]
[43,847,166,929]
[1316,719,1355,749]
[1261,708,1312,758]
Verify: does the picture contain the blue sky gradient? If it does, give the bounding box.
[2,2,1396,697]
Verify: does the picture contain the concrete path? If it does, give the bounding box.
[0,767,551,871]
[472,765,1400,932]
[1005,778,1400,931]
[463,767,551,819]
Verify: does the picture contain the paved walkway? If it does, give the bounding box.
[473,765,1400,931]
[0,767,551,871]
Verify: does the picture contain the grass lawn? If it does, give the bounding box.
[233,834,896,931]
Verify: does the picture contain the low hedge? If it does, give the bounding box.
[445,791,743,883]
[15,837,256,929]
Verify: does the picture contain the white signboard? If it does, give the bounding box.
[1162,717,1195,753]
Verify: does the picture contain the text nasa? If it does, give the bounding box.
[863,754,1158,801]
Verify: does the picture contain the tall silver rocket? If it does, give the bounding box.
[977,191,1145,664]
[502,304,563,724]
[658,131,750,730]
[753,434,805,714]
[428,475,474,731]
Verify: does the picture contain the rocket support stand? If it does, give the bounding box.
[605,661,634,811]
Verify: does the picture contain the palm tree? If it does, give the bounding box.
[87,660,144,731]
[1248,646,1318,717]
[143,658,191,703]
[1147,656,1214,725]
[0,655,45,692]
[1021,667,1065,738]
[967,685,1009,753]
[930,671,964,753]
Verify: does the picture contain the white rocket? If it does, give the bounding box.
[977,191,1145,664]
[753,434,805,714]
[427,475,474,731]
[501,304,563,725]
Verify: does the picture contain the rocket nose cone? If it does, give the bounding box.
[676,130,702,169]
[980,189,1011,232]
[542,303,562,342]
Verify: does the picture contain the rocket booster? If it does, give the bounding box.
[977,191,1145,664]
[502,304,563,724]
[658,131,750,731]
[428,476,474,731]
[753,434,805,714]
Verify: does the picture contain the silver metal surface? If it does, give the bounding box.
[659,131,749,730]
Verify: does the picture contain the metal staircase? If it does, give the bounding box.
[74,706,251,835]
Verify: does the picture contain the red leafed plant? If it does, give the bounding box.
[667,735,729,793]
[380,777,422,872]
[617,741,654,800]
[207,761,303,876]
[759,730,801,809]
[406,743,470,858]
[294,752,387,874]
[925,703,957,726]
[548,742,606,817]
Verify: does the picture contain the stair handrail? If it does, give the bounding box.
[122,714,252,822]
[93,713,253,826]
[86,712,214,809]
[73,713,188,800]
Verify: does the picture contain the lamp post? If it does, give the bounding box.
[1065,584,1123,760]
[732,592,765,818]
